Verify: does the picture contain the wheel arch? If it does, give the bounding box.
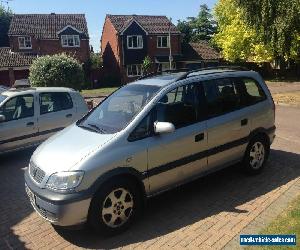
[89,167,147,203]
[249,127,271,146]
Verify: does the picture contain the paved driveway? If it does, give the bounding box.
[0,106,299,250]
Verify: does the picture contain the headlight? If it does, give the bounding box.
[46,171,84,192]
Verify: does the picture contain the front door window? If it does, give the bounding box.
[0,95,34,121]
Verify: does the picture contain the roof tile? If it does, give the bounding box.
[0,48,37,68]
[8,14,89,39]
[107,15,180,34]
[183,41,220,61]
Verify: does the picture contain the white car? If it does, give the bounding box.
[0,87,88,154]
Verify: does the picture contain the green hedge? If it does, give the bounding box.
[29,54,84,90]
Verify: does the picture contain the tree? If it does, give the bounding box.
[189,4,217,42]
[0,4,12,47]
[29,54,84,90]
[213,0,272,63]
[142,56,152,75]
[236,0,300,59]
[89,52,102,70]
[177,20,193,44]
[177,4,217,43]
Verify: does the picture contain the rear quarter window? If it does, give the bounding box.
[238,78,267,106]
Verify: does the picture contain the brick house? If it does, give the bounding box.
[0,13,90,87]
[101,15,182,84]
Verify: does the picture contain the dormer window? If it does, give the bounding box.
[61,35,80,47]
[18,36,32,49]
[127,35,143,49]
[157,36,169,48]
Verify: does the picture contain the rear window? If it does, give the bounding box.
[40,92,73,115]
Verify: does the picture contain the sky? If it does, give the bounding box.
[6,0,217,52]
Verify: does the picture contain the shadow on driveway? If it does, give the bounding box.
[54,149,300,249]
[0,149,35,249]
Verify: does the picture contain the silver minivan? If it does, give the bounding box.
[25,68,276,235]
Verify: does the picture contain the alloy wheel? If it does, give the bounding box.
[249,141,265,170]
[102,188,134,228]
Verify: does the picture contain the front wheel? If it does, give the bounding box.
[243,136,270,175]
[87,178,142,235]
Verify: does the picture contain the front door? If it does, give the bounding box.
[146,82,208,195]
[0,94,38,152]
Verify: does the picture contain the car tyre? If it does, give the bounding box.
[87,177,142,236]
[242,135,270,175]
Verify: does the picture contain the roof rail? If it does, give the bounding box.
[137,69,189,81]
[137,66,249,81]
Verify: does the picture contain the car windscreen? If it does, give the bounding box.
[78,84,160,134]
[0,94,7,104]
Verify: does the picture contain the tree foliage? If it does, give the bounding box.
[177,4,217,43]
[236,0,300,59]
[89,52,102,70]
[213,0,273,63]
[142,56,152,75]
[177,20,193,44]
[29,54,84,90]
[0,5,12,47]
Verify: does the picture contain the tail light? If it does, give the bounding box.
[271,97,276,120]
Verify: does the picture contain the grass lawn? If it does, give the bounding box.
[81,87,118,97]
[249,195,300,250]
[273,91,300,106]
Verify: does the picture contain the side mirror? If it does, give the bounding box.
[0,115,5,122]
[154,122,175,134]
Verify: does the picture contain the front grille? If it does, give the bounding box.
[29,162,45,184]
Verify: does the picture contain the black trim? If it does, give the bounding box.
[146,126,276,178]
[0,127,64,145]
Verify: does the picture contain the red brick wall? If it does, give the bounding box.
[101,17,121,71]
[147,35,182,59]
[0,71,10,86]
[10,36,90,63]
[0,69,29,87]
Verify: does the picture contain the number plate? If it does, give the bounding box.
[25,185,35,205]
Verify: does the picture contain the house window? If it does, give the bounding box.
[127,64,143,77]
[61,35,80,47]
[127,35,143,49]
[157,36,169,48]
[18,37,32,49]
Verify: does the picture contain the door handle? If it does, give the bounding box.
[241,119,248,126]
[195,133,205,142]
[26,122,34,127]
[66,114,72,118]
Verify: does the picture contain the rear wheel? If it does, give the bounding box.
[243,136,269,175]
[88,178,142,235]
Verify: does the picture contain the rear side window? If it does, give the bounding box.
[203,78,240,117]
[40,92,73,115]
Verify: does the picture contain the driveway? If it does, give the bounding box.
[0,105,299,250]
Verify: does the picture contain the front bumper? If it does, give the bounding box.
[25,171,92,227]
